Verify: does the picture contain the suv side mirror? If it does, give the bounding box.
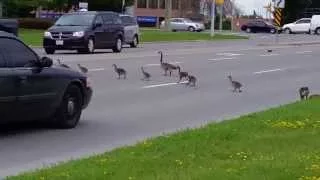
[94,22,102,28]
[39,56,53,68]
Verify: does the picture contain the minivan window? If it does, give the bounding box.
[55,14,96,26]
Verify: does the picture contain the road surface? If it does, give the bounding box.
[1,33,320,177]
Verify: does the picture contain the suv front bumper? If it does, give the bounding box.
[43,37,89,50]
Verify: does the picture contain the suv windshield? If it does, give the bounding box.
[55,14,96,26]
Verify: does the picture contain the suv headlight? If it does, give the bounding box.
[44,31,52,38]
[73,31,85,37]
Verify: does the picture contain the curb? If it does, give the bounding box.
[258,41,320,47]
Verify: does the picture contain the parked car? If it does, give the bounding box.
[160,18,205,32]
[282,18,311,34]
[43,11,124,54]
[0,18,18,36]
[0,31,93,129]
[241,19,277,34]
[310,15,320,34]
[119,14,140,48]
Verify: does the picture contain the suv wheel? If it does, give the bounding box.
[246,28,251,33]
[130,35,139,48]
[52,84,83,129]
[112,37,122,53]
[45,48,55,54]
[270,28,276,34]
[316,28,320,35]
[188,26,195,32]
[284,28,291,34]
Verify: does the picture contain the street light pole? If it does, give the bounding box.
[164,0,172,31]
[210,0,216,37]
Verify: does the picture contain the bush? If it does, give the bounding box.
[18,18,55,30]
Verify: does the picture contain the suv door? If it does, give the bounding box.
[0,39,18,122]
[92,15,106,48]
[121,16,134,43]
[2,38,60,121]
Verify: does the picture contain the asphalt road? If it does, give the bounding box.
[2,34,320,177]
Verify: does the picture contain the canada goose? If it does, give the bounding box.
[186,75,197,87]
[112,64,126,79]
[228,75,242,93]
[158,51,178,76]
[141,66,151,81]
[177,66,188,83]
[77,64,88,73]
[56,59,70,68]
[299,86,310,100]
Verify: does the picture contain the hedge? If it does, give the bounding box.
[18,18,55,30]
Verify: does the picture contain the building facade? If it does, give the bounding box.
[134,0,201,27]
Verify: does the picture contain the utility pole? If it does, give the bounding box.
[210,0,216,37]
[0,1,3,18]
[164,0,172,31]
[219,4,223,31]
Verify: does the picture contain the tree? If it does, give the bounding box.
[283,0,312,23]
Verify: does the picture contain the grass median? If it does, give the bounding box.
[18,28,248,47]
[6,99,320,180]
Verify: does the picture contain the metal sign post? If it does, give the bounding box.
[273,0,285,44]
[210,0,216,37]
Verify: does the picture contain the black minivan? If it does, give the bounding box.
[43,11,124,54]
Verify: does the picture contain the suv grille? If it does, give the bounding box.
[51,32,73,39]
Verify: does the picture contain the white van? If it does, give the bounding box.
[310,15,320,34]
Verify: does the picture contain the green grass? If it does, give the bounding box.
[18,28,247,47]
[6,99,320,180]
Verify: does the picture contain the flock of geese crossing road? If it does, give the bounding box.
[55,49,320,99]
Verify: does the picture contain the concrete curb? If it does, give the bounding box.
[28,38,249,49]
[258,41,320,47]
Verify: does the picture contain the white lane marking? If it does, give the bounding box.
[259,53,280,57]
[216,52,244,56]
[253,68,286,74]
[89,68,105,72]
[142,81,188,89]
[208,57,236,61]
[145,61,183,67]
[296,51,312,54]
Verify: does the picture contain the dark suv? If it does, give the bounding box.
[43,11,124,54]
[0,31,92,129]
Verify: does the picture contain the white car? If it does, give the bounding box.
[310,15,320,34]
[160,18,205,32]
[282,18,311,34]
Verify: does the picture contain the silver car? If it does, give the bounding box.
[160,18,205,32]
[120,14,140,48]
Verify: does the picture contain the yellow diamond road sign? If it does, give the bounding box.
[216,0,224,6]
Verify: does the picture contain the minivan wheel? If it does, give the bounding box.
[52,84,83,129]
[45,48,55,54]
[316,28,320,35]
[188,26,195,32]
[130,35,139,48]
[112,37,122,53]
[78,38,95,54]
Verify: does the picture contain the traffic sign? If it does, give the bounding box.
[215,0,224,6]
[274,0,285,9]
[273,8,283,28]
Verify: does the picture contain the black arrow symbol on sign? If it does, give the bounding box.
[277,0,283,7]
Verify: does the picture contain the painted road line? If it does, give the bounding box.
[253,68,286,75]
[89,68,106,72]
[216,52,244,56]
[259,53,280,57]
[296,51,312,54]
[142,81,189,89]
[208,57,236,62]
[145,61,183,67]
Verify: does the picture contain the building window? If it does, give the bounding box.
[159,0,165,9]
[148,0,158,8]
[172,0,179,9]
[137,0,147,8]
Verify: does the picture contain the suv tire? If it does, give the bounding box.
[78,38,95,54]
[130,35,139,48]
[316,28,320,35]
[112,36,122,53]
[52,84,83,129]
[45,48,55,54]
